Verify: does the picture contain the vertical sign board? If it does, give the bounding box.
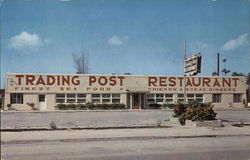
[184,53,202,76]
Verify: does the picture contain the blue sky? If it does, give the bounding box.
[0,0,249,87]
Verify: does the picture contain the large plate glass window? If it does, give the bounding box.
[233,94,242,103]
[10,93,23,104]
[212,94,221,103]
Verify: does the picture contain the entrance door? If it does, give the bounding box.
[132,93,146,109]
[132,93,140,109]
[39,94,46,110]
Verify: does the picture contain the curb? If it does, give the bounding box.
[1,134,250,145]
[1,109,172,113]
[0,125,173,132]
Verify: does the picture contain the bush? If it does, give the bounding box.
[162,103,175,109]
[7,104,12,110]
[55,104,68,110]
[172,100,217,125]
[148,103,161,109]
[27,102,38,110]
[184,105,217,121]
[173,103,186,117]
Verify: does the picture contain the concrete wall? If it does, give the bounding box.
[4,93,38,110]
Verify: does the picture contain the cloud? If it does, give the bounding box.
[221,33,249,51]
[107,35,128,45]
[0,0,4,5]
[9,32,44,50]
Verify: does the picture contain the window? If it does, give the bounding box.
[196,94,203,103]
[187,94,194,102]
[156,99,164,102]
[178,94,184,97]
[91,93,121,103]
[92,94,100,98]
[56,94,65,104]
[102,94,111,98]
[56,99,65,103]
[67,94,76,98]
[77,94,86,103]
[177,94,184,102]
[156,94,164,97]
[165,94,173,103]
[233,94,242,103]
[212,94,221,103]
[112,94,121,104]
[56,93,86,104]
[147,93,173,103]
[77,94,86,98]
[112,94,120,98]
[112,99,121,103]
[77,99,86,103]
[66,99,75,103]
[10,93,23,104]
[147,94,154,98]
[39,95,45,102]
[56,94,65,98]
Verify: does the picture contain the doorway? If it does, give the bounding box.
[131,93,145,109]
[39,94,46,110]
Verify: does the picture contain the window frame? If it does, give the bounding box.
[212,94,221,103]
[10,93,23,104]
[233,94,242,103]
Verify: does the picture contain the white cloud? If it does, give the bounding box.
[107,35,128,45]
[9,32,44,50]
[221,33,249,51]
[0,0,4,5]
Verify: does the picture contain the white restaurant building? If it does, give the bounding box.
[4,73,247,110]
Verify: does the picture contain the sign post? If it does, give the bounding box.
[183,42,202,103]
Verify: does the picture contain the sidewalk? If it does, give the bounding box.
[2,126,250,143]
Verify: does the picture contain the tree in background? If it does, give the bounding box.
[212,72,217,76]
[231,72,245,76]
[222,69,230,76]
[246,72,250,85]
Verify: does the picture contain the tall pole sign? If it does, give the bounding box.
[183,41,187,103]
[183,41,202,103]
[184,53,202,76]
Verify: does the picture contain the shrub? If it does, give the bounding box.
[7,104,12,110]
[162,103,175,109]
[85,103,95,110]
[173,100,217,125]
[76,104,86,110]
[148,103,161,109]
[184,105,217,121]
[55,104,68,110]
[67,104,77,110]
[173,103,186,117]
[27,102,38,110]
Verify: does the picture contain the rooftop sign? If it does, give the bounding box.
[184,53,202,76]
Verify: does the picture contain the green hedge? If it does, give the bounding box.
[172,100,217,125]
[55,103,126,110]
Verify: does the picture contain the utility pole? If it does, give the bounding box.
[183,40,187,103]
[217,53,220,76]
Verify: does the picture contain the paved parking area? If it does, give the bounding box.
[1,109,250,129]
[1,110,172,129]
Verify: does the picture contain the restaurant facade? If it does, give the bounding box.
[4,73,247,110]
